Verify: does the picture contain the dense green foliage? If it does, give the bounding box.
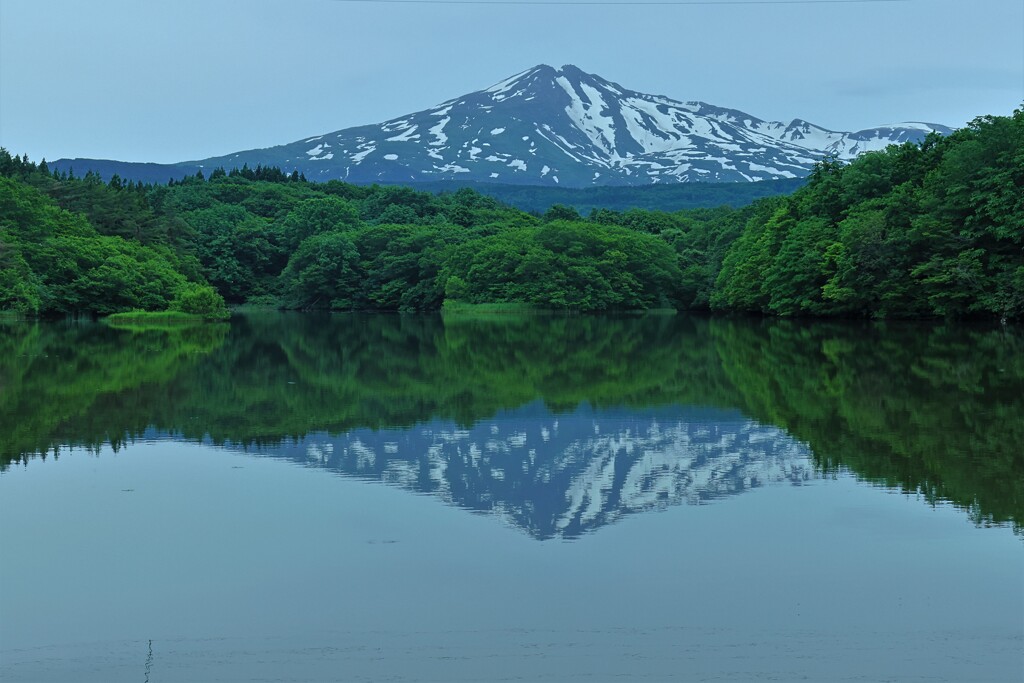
[1,150,750,313]
[441,221,682,310]
[2,313,1021,531]
[2,109,1021,317]
[712,111,1024,319]
[169,282,230,319]
[0,176,192,314]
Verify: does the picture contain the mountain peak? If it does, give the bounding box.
[56,66,951,188]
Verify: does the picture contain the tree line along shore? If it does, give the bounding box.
[1,110,1020,320]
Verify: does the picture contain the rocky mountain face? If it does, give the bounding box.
[55,64,951,188]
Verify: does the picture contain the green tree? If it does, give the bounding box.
[279,232,361,309]
[170,282,229,319]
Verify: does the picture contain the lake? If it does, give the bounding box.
[1,312,1021,682]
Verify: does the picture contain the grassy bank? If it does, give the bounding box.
[104,310,227,329]
[440,301,678,316]
[442,301,540,314]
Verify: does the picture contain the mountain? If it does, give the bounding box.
[52,64,952,188]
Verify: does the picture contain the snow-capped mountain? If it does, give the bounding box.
[190,64,951,187]
[234,403,816,540]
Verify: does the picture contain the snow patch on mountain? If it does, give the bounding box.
[387,124,419,142]
[429,118,450,146]
[191,64,952,187]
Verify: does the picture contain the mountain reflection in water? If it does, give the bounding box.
[1,311,1021,535]
[244,404,813,539]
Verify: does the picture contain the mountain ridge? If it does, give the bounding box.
[52,64,952,188]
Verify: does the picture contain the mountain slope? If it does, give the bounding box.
[54,64,952,188]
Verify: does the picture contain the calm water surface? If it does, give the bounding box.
[1,313,1022,682]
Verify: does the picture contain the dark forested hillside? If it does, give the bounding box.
[45,160,803,214]
[401,177,806,214]
[2,109,1021,319]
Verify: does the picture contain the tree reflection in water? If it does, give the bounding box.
[2,312,1021,534]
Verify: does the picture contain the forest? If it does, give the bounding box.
[1,109,1021,319]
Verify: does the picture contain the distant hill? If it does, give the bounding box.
[45,159,803,213]
[47,158,202,185]
[406,177,806,214]
[51,64,950,189]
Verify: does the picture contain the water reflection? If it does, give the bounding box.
[1,312,1021,534]
[253,405,813,539]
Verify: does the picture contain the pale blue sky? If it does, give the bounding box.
[1,0,1021,163]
